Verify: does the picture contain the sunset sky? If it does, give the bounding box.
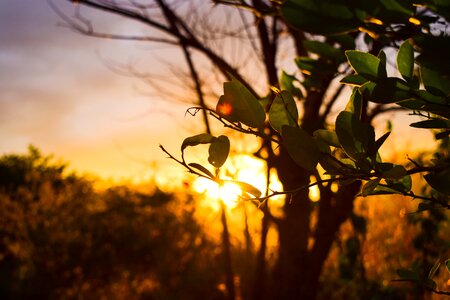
[0,0,209,184]
[0,1,436,185]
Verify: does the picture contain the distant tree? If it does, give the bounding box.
[53,0,450,299]
[0,147,223,299]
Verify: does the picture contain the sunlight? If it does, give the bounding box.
[192,177,241,208]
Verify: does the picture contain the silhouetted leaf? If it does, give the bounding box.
[216,76,265,128]
[382,165,407,179]
[208,135,230,168]
[424,169,450,195]
[396,268,419,281]
[188,163,215,179]
[410,119,450,129]
[224,180,262,198]
[281,125,319,171]
[397,39,414,82]
[360,78,412,103]
[345,88,363,119]
[269,91,299,132]
[369,131,391,156]
[181,133,215,152]
[361,178,381,196]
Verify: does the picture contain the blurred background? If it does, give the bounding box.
[0,0,448,299]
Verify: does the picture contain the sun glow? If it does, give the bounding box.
[192,155,274,209]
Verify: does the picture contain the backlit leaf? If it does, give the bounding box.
[269,90,299,132]
[345,50,380,81]
[208,135,230,168]
[181,133,215,152]
[397,39,414,82]
[216,76,265,129]
[281,125,320,171]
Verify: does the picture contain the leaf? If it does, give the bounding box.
[181,133,215,152]
[397,39,414,82]
[269,90,299,132]
[410,119,450,129]
[345,50,381,81]
[386,175,412,193]
[369,131,391,156]
[361,178,381,196]
[446,260,450,273]
[224,180,262,198]
[424,169,450,195]
[216,76,265,129]
[377,50,387,79]
[281,125,320,171]
[303,40,345,62]
[281,0,360,35]
[188,163,215,179]
[340,74,369,86]
[280,71,302,98]
[208,135,230,168]
[382,165,407,179]
[428,259,442,279]
[335,111,367,160]
[421,66,450,96]
[313,129,340,147]
[396,268,419,281]
[345,88,363,119]
[359,78,412,104]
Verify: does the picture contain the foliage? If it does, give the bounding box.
[163,0,450,296]
[0,147,225,299]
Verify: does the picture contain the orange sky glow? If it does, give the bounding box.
[0,0,437,193]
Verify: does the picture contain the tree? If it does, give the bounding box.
[53,0,450,299]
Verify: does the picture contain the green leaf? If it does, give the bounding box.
[361,178,381,196]
[397,39,414,82]
[303,40,345,62]
[188,163,215,179]
[313,129,340,147]
[281,0,360,35]
[424,169,450,195]
[280,71,303,98]
[336,111,362,159]
[345,88,363,119]
[386,175,412,193]
[216,76,265,129]
[446,260,450,274]
[382,165,407,179]
[181,133,215,152]
[377,50,387,79]
[281,125,320,171]
[340,74,369,86]
[410,119,450,129]
[208,135,230,168]
[359,78,412,104]
[345,50,380,81]
[269,90,299,132]
[421,66,450,96]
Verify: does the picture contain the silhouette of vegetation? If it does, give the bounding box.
[0,146,225,299]
[42,0,450,299]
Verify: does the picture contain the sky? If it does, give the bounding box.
[0,1,436,185]
[0,0,204,184]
